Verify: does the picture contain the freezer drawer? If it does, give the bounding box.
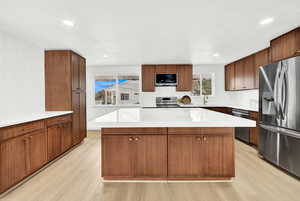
[279,134,300,177]
[258,125,279,165]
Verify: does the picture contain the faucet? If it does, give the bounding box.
[203,95,208,105]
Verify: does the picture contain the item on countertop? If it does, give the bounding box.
[178,95,191,105]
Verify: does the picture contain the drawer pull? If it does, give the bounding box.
[134,137,139,141]
[128,137,133,141]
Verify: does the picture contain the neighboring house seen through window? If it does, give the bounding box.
[95,75,140,106]
[191,73,214,96]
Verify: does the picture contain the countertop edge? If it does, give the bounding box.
[0,111,73,128]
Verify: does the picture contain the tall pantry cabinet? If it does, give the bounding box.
[45,50,87,146]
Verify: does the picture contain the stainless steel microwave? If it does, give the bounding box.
[155,73,177,86]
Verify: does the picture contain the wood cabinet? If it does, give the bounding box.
[176,65,193,91]
[225,63,235,91]
[168,133,234,179]
[28,130,48,173]
[0,135,28,192]
[101,127,234,180]
[141,64,192,92]
[142,65,156,92]
[61,122,73,153]
[244,55,255,89]
[0,128,47,193]
[225,55,255,91]
[46,115,73,160]
[271,27,300,62]
[47,125,62,161]
[45,50,86,146]
[249,112,259,146]
[102,135,167,179]
[254,48,270,88]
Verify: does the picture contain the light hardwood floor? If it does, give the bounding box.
[1,131,300,201]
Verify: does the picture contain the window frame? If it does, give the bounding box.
[191,73,215,97]
[93,73,141,107]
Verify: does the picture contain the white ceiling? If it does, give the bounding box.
[0,0,299,66]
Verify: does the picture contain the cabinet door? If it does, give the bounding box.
[142,65,156,92]
[176,65,192,91]
[135,135,167,178]
[79,91,87,141]
[0,136,28,192]
[234,60,244,90]
[225,63,235,91]
[102,135,133,178]
[168,135,205,177]
[254,48,270,88]
[61,122,73,152]
[71,53,80,91]
[156,65,177,74]
[47,125,62,161]
[79,57,86,91]
[204,135,234,177]
[28,130,48,173]
[244,55,255,89]
[72,91,81,145]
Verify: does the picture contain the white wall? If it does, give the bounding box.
[0,30,45,119]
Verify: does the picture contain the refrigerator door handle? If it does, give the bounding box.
[260,124,300,139]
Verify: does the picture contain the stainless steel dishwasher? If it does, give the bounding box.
[232,109,251,143]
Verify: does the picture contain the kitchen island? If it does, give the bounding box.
[96,108,256,181]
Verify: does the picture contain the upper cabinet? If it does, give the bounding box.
[270,27,300,62]
[254,48,270,88]
[142,65,156,92]
[176,65,193,91]
[141,64,192,92]
[225,63,235,91]
[225,55,255,91]
[225,26,299,91]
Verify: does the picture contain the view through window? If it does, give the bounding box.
[191,73,214,96]
[95,75,140,106]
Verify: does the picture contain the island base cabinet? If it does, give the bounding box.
[102,135,167,179]
[168,134,234,179]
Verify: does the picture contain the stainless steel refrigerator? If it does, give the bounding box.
[259,55,300,177]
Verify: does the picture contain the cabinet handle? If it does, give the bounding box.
[195,137,202,142]
[203,136,207,142]
[128,137,133,141]
[134,137,139,141]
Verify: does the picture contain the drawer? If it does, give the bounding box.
[168,127,233,135]
[168,127,203,135]
[101,127,167,135]
[46,115,72,126]
[0,120,45,142]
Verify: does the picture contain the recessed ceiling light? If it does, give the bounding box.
[103,54,108,58]
[259,17,274,25]
[213,53,220,57]
[62,20,74,27]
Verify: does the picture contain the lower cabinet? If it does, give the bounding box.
[47,125,62,161]
[168,134,234,178]
[102,135,167,179]
[28,130,48,173]
[101,128,235,180]
[61,122,73,153]
[0,129,47,193]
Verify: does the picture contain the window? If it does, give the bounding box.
[95,75,140,106]
[192,73,214,96]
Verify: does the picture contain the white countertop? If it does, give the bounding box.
[88,108,256,129]
[0,111,73,128]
